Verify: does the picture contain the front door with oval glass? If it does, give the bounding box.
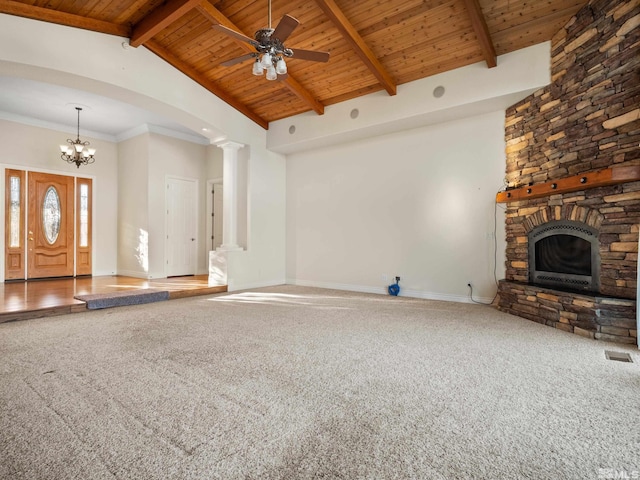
[5,170,92,280]
[27,172,75,278]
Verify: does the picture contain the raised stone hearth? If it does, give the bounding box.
[498,281,636,344]
[496,0,639,345]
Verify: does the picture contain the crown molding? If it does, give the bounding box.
[0,110,116,141]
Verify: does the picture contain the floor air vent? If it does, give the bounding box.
[604,350,633,363]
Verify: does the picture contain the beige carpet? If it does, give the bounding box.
[0,285,638,479]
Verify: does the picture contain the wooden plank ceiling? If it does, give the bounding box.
[0,0,588,129]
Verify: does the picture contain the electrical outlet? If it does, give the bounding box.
[382,274,388,283]
[467,282,472,287]
[395,276,401,282]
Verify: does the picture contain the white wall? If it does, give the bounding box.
[117,134,149,277]
[279,41,550,302]
[0,120,118,280]
[286,111,507,303]
[206,146,223,179]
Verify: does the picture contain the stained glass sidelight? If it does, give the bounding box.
[9,176,20,247]
[42,186,61,244]
[79,183,89,247]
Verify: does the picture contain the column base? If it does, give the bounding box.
[217,244,244,252]
[209,249,244,290]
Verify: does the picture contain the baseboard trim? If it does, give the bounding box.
[286,278,494,304]
[116,270,152,279]
[228,278,287,292]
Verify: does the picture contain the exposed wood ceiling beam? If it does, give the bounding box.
[197,0,325,116]
[280,76,324,115]
[196,1,246,32]
[130,0,201,48]
[314,0,396,96]
[0,0,129,37]
[461,0,497,68]
[144,39,269,129]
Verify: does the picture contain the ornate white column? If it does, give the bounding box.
[216,141,245,251]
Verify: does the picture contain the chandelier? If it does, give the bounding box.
[60,107,96,168]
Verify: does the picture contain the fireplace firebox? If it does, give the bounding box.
[528,221,600,293]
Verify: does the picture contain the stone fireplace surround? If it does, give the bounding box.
[497,180,639,345]
[495,0,639,345]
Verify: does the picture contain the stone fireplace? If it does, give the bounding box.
[497,181,638,345]
[495,0,639,345]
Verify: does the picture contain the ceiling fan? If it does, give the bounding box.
[213,0,330,80]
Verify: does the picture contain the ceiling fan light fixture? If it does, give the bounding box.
[265,64,277,81]
[252,59,264,76]
[261,52,272,68]
[275,57,287,75]
[214,1,329,82]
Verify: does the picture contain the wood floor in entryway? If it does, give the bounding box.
[0,275,226,323]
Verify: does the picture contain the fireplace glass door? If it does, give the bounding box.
[528,221,599,292]
[535,234,591,276]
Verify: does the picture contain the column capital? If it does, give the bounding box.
[215,140,245,152]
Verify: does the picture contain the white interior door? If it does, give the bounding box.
[167,177,197,277]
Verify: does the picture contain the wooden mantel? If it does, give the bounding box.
[496,165,640,203]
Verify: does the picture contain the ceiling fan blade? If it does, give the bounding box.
[289,48,330,63]
[272,14,299,42]
[220,53,256,67]
[212,24,257,47]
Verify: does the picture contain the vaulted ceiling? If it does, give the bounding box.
[0,0,588,130]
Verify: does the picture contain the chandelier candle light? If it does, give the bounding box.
[60,107,96,168]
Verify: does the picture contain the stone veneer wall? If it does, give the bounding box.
[498,0,639,344]
[504,0,639,186]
